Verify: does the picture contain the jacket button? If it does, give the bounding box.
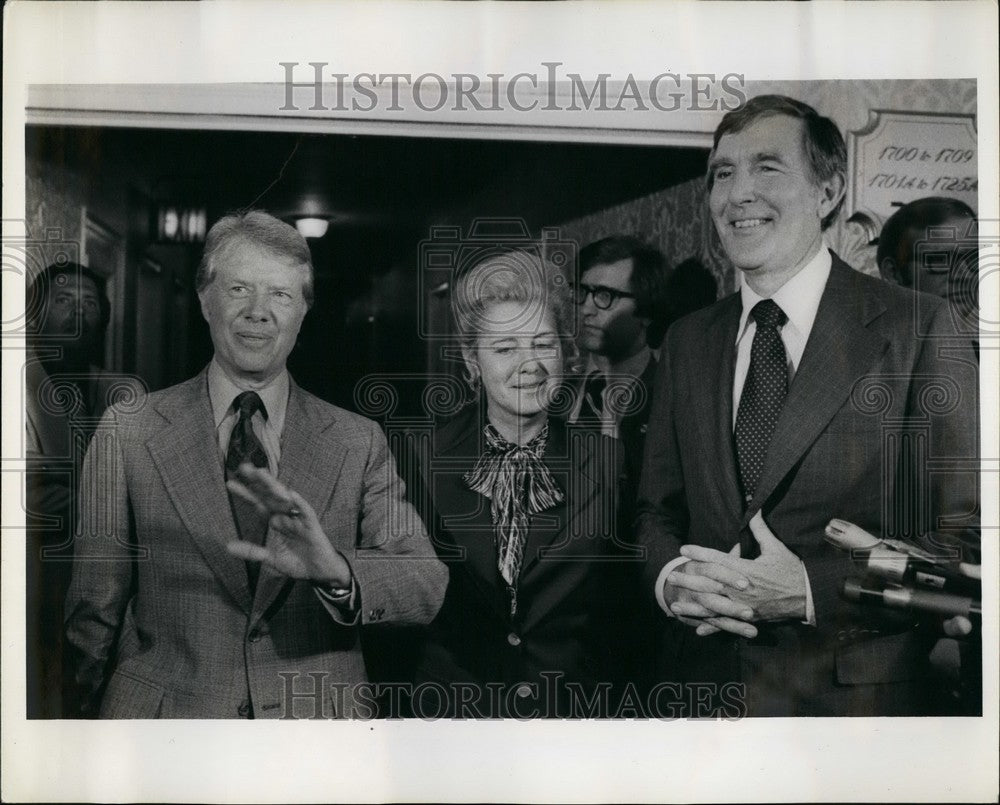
[515,684,532,699]
[237,701,251,718]
[507,633,521,647]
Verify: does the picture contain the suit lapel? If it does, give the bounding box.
[692,296,745,518]
[519,418,598,575]
[250,382,349,625]
[146,370,253,612]
[746,257,889,519]
[432,409,511,617]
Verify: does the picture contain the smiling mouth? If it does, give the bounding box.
[236,333,272,344]
[731,218,769,230]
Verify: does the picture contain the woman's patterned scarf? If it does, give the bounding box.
[463,422,564,612]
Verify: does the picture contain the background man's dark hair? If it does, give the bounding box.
[578,235,672,347]
[708,94,848,231]
[876,196,977,287]
[664,257,718,332]
[26,261,112,333]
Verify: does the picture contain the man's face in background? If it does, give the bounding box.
[577,258,649,362]
[37,271,104,360]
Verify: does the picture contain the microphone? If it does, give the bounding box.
[845,544,979,594]
[824,519,980,585]
[842,577,981,621]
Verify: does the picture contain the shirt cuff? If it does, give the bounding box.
[314,575,360,625]
[654,556,692,617]
[802,560,816,626]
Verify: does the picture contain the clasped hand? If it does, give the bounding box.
[665,512,807,638]
[226,464,352,587]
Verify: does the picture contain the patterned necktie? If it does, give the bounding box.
[582,373,606,420]
[735,299,789,507]
[225,391,269,592]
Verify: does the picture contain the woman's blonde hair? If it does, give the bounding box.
[451,247,578,384]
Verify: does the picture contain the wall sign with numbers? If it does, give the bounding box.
[845,110,978,242]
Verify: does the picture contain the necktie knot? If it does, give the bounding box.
[233,391,267,421]
[751,299,787,330]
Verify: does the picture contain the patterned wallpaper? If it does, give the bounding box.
[556,79,979,294]
[24,157,86,274]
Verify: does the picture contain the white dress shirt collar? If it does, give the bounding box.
[207,359,290,434]
[736,245,833,350]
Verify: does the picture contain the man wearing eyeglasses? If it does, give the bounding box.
[572,235,669,450]
[570,235,672,699]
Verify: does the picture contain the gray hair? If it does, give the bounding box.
[196,210,315,307]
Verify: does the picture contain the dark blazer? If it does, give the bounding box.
[380,404,634,718]
[617,355,658,521]
[637,254,980,717]
[64,367,447,719]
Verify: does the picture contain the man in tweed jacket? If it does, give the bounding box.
[637,96,979,716]
[65,211,447,719]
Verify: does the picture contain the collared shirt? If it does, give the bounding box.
[207,359,289,472]
[732,245,832,425]
[571,345,653,439]
[207,360,356,610]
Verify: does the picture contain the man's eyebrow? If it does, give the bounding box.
[750,150,786,164]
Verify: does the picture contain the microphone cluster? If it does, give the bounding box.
[824,519,981,621]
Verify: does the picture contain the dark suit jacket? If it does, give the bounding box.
[618,355,657,522]
[637,254,980,716]
[569,355,657,526]
[378,404,634,718]
[64,367,447,719]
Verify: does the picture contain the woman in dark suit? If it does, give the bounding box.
[383,249,638,719]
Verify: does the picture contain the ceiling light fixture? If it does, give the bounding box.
[294,217,329,239]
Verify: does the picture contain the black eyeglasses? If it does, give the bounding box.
[573,283,635,310]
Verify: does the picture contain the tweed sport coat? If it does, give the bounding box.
[636,254,980,716]
[64,368,447,719]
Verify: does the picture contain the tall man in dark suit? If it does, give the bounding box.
[637,95,979,716]
[65,211,447,718]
